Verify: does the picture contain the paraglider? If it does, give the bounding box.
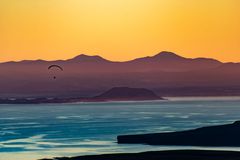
[48,65,63,79]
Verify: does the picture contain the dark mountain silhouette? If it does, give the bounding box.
[118,121,240,147]
[0,51,240,98]
[67,54,110,63]
[129,51,221,72]
[131,51,186,62]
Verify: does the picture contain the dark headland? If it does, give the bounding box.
[0,87,164,104]
[118,121,240,147]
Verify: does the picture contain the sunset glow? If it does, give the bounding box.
[1,0,240,62]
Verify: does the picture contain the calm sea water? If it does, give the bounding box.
[1,97,240,160]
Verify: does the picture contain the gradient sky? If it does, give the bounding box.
[0,0,240,62]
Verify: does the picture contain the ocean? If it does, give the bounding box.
[1,97,240,160]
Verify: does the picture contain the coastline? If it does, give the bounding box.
[41,150,240,160]
[2,96,240,105]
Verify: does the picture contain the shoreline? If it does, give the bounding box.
[0,98,166,105]
[41,150,240,160]
[2,96,240,105]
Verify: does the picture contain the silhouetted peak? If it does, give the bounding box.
[131,51,186,63]
[153,51,186,60]
[68,54,108,63]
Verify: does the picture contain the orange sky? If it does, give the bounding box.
[0,0,240,62]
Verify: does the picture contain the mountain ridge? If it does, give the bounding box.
[0,51,240,98]
[0,51,225,64]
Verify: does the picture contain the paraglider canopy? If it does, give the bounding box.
[48,65,63,71]
[48,65,63,80]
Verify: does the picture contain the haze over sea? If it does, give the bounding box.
[1,97,240,160]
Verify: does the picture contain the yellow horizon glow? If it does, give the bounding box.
[0,0,240,62]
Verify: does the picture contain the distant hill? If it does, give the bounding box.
[0,87,163,104]
[94,87,163,101]
[0,51,240,98]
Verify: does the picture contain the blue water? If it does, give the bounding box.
[1,97,240,160]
